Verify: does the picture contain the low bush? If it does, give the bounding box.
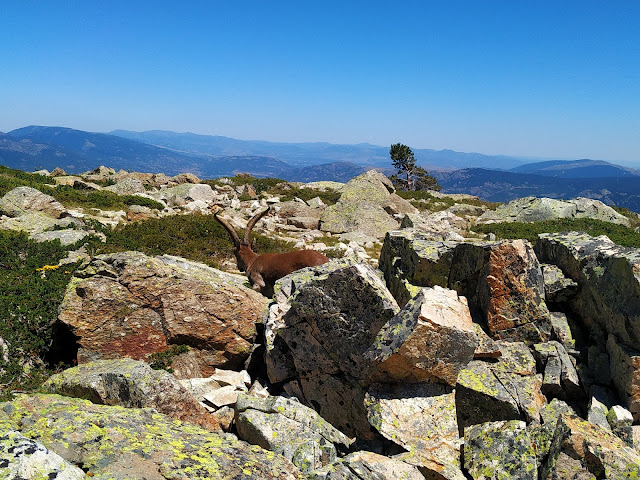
[0,231,78,400]
[0,166,52,197]
[122,195,164,210]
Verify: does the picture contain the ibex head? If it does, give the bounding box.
[214,207,329,296]
[214,207,270,272]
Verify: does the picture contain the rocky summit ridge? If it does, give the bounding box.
[1,166,640,478]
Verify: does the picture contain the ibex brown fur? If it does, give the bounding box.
[214,207,329,296]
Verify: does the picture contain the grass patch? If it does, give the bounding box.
[473,218,640,248]
[0,230,78,400]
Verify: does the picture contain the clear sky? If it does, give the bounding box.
[1,1,639,164]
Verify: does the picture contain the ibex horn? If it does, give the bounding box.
[213,210,241,247]
[244,207,270,244]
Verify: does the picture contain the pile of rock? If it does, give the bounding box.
[3,165,640,478]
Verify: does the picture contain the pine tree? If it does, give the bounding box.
[389,143,440,191]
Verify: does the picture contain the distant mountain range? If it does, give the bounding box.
[434,168,640,211]
[1,125,639,210]
[110,129,529,170]
[509,159,640,178]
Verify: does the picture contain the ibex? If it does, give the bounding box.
[214,207,329,296]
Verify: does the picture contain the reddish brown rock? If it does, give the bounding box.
[366,286,477,386]
[58,252,268,378]
[478,240,552,344]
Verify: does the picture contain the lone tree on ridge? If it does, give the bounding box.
[389,143,440,191]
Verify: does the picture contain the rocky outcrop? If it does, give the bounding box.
[0,186,67,219]
[319,170,417,239]
[380,230,553,343]
[536,232,640,419]
[476,196,630,226]
[57,251,268,377]
[0,394,300,479]
[541,414,640,479]
[266,258,400,439]
[0,186,100,248]
[266,258,477,476]
[7,165,640,478]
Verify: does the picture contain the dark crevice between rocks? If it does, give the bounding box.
[46,320,79,367]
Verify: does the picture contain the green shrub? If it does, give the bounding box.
[122,195,164,210]
[0,231,78,400]
[149,345,189,373]
[39,185,127,210]
[473,218,640,248]
[206,175,287,195]
[0,165,52,197]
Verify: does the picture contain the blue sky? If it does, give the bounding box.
[1,1,639,163]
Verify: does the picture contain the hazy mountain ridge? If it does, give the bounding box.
[1,126,368,182]
[110,129,530,170]
[5,126,207,176]
[434,168,640,211]
[3,126,640,208]
[509,159,640,178]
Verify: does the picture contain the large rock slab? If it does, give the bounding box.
[319,170,416,239]
[0,394,300,479]
[57,251,268,378]
[0,186,67,218]
[266,258,399,438]
[0,430,86,480]
[154,183,218,207]
[235,393,352,473]
[476,196,630,226]
[541,414,640,479]
[365,286,477,386]
[464,421,537,480]
[43,358,219,431]
[104,177,146,195]
[364,383,464,479]
[475,240,552,343]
